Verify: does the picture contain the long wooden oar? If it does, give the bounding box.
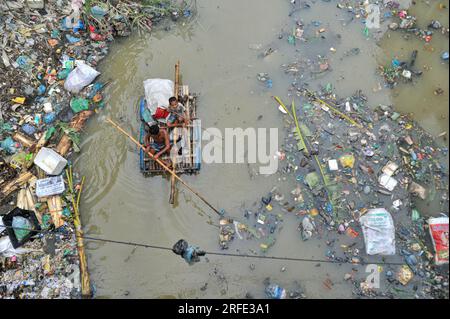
[106,117,222,216]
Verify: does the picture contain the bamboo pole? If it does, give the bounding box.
[174,61,180,99]
[170,61,181,204]
[303,89,363,129]
[106,117,222,216]
[66,170,91,298]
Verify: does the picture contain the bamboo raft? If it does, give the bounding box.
[138,70,201,178]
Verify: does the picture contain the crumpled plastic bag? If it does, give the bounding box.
[304,172,320,190]
[360,208,396,255]
[12,216,32,241]
[0,237,33,257]
[70,97,89,113]
[301,216,315,241]
[143,79,174,115]
[64,61,100,93]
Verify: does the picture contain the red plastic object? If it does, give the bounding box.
[153,107,170,119]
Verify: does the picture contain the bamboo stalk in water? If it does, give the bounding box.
[66,170,91,298]
[170,61,181,204]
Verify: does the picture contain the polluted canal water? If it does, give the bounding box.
[75,0,449,298]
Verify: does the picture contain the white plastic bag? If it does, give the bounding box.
[143,79,174,115]
[0,236,33,257]
[365,4,380,29]
[64,61,100,93]
[360,208,396,255]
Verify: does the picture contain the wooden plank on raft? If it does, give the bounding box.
[192,119,202,169]
[191,95,197,119]
[169,60,180,204]
[183,85,192,166]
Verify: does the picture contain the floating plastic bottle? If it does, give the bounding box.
[265,284,286,299]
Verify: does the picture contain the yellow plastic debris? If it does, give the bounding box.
[397,265,414,285]
[309,208,319,217]
[12,97,25,104]
[339,154,355,168]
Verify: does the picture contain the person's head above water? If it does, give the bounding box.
[148,124,160,135]
[169,96,178,107]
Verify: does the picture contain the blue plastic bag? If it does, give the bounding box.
[22,123,36,136]
[1,137,18,154]
[66,34,81,43]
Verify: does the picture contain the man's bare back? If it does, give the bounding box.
[144,125,171,162]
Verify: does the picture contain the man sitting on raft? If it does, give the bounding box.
[144,124,172,166]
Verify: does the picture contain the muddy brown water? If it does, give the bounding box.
[75,0,448,298]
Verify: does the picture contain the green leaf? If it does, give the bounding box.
[45,127,56,140]
[299,123,312,137]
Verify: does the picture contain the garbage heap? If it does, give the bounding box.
[219,86,449,299]
[0,0,191,299]
[285,87,449,298]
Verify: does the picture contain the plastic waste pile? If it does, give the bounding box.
[268,82,449,298]
[0,0,192,299]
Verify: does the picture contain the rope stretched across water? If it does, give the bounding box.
[1,225,405,266]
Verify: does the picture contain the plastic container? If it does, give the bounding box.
[34,147,68,175]
[35,175,65,197]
